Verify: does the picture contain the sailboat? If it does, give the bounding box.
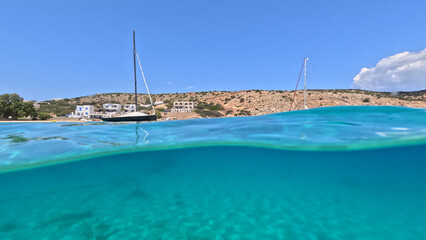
[289,57,309,111]
[102,31,157,122]
[303,57,309,110]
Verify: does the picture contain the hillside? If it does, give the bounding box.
[39,89,426,120]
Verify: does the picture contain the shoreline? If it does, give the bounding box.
[1,105,425,124]
[0,119,81,123]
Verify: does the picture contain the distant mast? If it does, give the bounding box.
[303,57,309,109]
[133,30,138,111]
[288,57,309,111]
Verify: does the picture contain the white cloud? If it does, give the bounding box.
[353,49,426,91]
[187,86,194,90]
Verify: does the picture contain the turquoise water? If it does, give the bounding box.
[0,106,425,239]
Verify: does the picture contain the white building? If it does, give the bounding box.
[71,105,94,118]
[123,104,136,113]
[102,103,121,117]
[33,101,40,108]
[103,103,121,112]
[171,101,195,113]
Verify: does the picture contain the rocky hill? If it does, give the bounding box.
[39,89,426,120]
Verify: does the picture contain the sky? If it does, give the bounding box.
[1,0,425,100]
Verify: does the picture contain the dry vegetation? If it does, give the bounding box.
[41,89,426,120]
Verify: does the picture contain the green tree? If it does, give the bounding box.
[0,94,37,120]
[21,102,38,119]
[38,112,52,120]
[0,94,22,118]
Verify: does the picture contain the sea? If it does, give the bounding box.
[0,106,425,239]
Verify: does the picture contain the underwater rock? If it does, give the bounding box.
[0,221,18,232]
[81,222,118,240]
[46,211,94,225]
[124,188,151,201]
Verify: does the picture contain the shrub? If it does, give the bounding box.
[225,110,233,115]
[166,101,173,109]
[239,98,245,103]
[38,112,52,120]
[196,102,224,111]
[195,110,223,118]
[236,110,251,116]
[363,98,370,103]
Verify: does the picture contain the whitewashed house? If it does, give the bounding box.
[103,103,122,117]
[123,104,136,113]
[33,101,40,108]
[71,105,94,118]
[171,101,195,113]
[103,103,121,112]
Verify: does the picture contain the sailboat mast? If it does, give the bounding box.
[303,57,308,109]
[133,30,138,112]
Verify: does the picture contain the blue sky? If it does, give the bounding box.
[1,0,425,100]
